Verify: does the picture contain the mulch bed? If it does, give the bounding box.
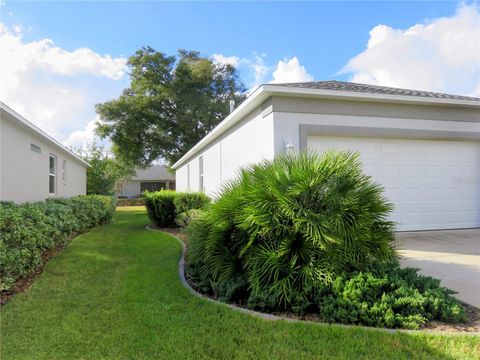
[157,226,480,333]
[0,241,69,306]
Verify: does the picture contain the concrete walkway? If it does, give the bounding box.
[396,229,480,308]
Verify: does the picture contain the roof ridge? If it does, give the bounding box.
[268,80,480,101]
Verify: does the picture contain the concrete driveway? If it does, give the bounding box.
[395,229,480,308]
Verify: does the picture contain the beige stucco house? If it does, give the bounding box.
[0,101,89,203]
[117,165,175,198]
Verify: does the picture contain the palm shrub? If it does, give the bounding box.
[187,151,396,305]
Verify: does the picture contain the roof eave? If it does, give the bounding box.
[262,85,480,108]
[171,86,480,170]
[0,101,91,167]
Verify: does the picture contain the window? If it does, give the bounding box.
[49,155,56,195]
[140,182,166,193]
[62,160,67,185]
[31,144,41,154]
[199,156,204,192]
[168,181,176,191]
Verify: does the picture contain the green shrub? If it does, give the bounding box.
[143,190,210,228]
[312,261,467,329]
[186,151,467,329]
[0,195,116,291]
[144,191,177,227]
[187,151,396,305]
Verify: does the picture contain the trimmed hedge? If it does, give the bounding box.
[0,195,116,291]
[143,190,210,228]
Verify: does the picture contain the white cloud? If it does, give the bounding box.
[212,52,270,85]
[0,23,127,146]
[63,117,99,149]
[211,54,241,67]
[342,4,480,96]
[249,53,270,84]
[270,57,314,83]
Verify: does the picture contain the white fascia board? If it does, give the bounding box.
[171,85,480,169]
[0,101,91,167]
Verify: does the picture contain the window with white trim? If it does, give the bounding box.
[49,155,56,195]
[62,160,67,185]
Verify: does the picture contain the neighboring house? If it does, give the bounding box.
[0,101,89,203]
[117,165,175,198]
[172,81,480,231]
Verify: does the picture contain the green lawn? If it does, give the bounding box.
[1,207,479,360]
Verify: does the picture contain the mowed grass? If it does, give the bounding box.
[1,207,479,360]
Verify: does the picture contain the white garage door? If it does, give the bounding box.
[307,136,480,231]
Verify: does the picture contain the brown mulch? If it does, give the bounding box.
[156,225,480,333]
[420,302,480,333]
[0,241,69,306]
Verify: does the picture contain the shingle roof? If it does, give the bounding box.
[130,165,175,181]
[269,80,480,101]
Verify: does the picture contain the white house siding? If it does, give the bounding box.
[0,111,87,203]
[176,108,275,196]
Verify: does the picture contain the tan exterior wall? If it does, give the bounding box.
[0,112,87,203]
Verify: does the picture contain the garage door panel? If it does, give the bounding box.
[307,136,480,231]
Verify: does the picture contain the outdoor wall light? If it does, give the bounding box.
[284,140,295,153]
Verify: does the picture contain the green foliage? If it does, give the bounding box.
[175,209,204,228]
[0,195,116,291]
[76,142,133,195]
[143,190,210,227]
[187,151,396,305]
[186,151,468,328]
[313,262,467,329]
[96,47,247,166]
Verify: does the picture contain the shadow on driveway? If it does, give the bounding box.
[396,229,480,308]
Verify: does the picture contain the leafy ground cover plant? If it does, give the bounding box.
[143,190,209,227]
[0,195,116,291]
[186,151,467,329]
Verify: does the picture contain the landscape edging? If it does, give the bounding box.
[146,225,480,336]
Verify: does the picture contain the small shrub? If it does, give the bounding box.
[0,195,116,291]
[143,191,177,227]
[175,209,204,227]
[144,191,210,228]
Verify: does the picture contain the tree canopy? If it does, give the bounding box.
[96,47,247,166]
[76,143,133,196]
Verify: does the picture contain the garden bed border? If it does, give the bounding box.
[146,225,479,336]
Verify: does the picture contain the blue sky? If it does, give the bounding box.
[0,1,478,147]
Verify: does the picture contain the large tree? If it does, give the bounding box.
[96,47,246,166]
[76,143,133,195]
